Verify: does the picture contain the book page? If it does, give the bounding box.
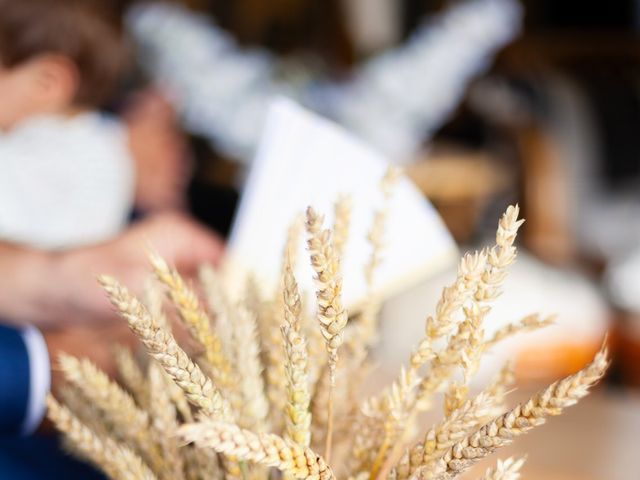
[227,98,457,308]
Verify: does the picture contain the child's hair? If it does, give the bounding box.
[0,0,129,108]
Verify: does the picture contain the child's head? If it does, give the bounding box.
[0,0,128,130]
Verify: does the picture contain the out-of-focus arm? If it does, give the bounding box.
[0,212,225,329]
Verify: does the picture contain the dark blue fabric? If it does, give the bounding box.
[0,324,30,435]
[0,434,106,479]
[0,324,105,478]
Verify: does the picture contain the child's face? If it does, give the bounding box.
[0,56,76,131]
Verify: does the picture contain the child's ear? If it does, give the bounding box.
[30,54,79,111]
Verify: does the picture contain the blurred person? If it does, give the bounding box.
[0,0,192,244]
[127,0,522,163]
[0,211,224,478]
[0,0,133,249]
[0,0,224,476]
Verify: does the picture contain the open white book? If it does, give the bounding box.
[226,98,457,308]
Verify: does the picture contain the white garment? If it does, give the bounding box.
[0,112,135,249]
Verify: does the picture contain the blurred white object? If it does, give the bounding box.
[338,0,522,161]
[128,1,281,162]
[605,248,640,314]
[378,251,609,382]
[341,0,401,53]
[226,98,457,307]
[0,113,134,249]
[127,0,522,162]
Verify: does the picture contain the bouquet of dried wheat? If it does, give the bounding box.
[47,170,608,480]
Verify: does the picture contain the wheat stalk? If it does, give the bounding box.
[258,301,289,434]
[149,253,234,395]
[148,363,186,480]
[57,353,164,472]
[199,264,236,363]
[305,206,348,383]
[412,341,608,480]
[99,276,231,420]
[368,250,488,480]
[114,345,149,409]
[47,395,157,480]
[48,204,608,480]
[178,420,335,480]
[259,218,305,436]
[438,206,525,412]
[306,206,349,462]
[232,301,270,431]
[483,314,554,351]
[477,457,526,480]
[364,167,400,289]
[391,393,495,480]
[356,168,400,349]
[57,384,109,438]
[282,255,312,447]
[414,205,524,414]
[332,195,352,263]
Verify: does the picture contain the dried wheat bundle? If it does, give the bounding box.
[48,170,608,480]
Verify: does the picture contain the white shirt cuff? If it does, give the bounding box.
[20,326,50,435]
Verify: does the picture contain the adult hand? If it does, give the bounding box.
[0,212,224,329]
[59,211,225,325]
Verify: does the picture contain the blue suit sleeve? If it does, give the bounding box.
[0,324,30,436]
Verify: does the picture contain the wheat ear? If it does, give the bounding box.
[306,206,349,462]
[438,205,525,412]
[149,253,234,393]
[282,255,312,446]
[483,314,554,351]
[332,195,352,263]
[391,393,495,480]
[57,353,163,472]
[178,421,335,480]
[368,251,488,480]
[356,168,400,348]
[47,395,157,480]
[198,264,236,362]
[232,302,270,431]
[148,363,186,480]
[57,384,109,438]
[413,341,609,480]
[364,167,400,288]
[114,345,149,409]
[306,206,348,383]
[416,204,524,412]
[99,275,231,420]
[478,457,526,480]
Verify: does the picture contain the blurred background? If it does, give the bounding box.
[3,0,640,478]
[123,1,640,477]
[117,0,640,384]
